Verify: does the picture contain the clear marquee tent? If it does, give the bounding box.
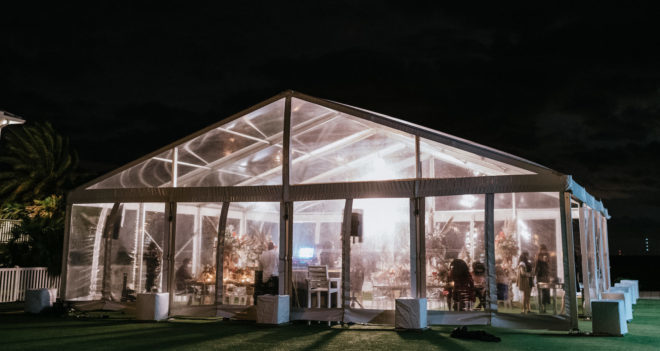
[62,90,611,330]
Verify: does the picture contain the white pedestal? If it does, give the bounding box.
[256,295,290,325]
[48,288,58,304]
[608,287,633,321]
[395,298,427,330]
[617,281,639,304]
[592,299,627,336]
[601,292,631,322]
[136,293,169,321]
[25,288,53,314]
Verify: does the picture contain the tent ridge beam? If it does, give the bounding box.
[68,174,572,204]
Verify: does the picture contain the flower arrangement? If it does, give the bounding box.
[222,222,270,278]
[495,219,519,263]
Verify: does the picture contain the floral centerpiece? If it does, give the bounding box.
[222,223,270,283]
[495,219,519,264]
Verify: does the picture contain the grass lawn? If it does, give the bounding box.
[1,300,659,350]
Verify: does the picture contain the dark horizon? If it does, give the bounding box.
[2,3,659,255]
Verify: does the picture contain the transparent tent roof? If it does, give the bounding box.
[86,91,543,190]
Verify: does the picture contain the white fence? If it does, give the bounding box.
[0,219,21,242]
[0,267,60,303]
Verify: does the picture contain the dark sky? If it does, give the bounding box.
[2,3,659,254]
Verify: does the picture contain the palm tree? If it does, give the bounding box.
[0,122,79,204]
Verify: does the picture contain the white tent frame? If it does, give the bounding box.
[61,91,610,331]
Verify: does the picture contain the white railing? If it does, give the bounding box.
[0,219,21,243]
[0,267,60,303]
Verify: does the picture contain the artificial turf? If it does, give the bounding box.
[1,300,659,350]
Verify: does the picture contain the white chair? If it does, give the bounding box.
[306,265,340,309]
[370,279,391,309]
[225,286,248,305]
[173,294,189,303]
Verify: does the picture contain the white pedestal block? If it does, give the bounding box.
[256,295,290,325]
[136,293,169,321]
[48,288,58,304]
[592,300,627,336]
[25,288,53,314]
[395,298,427,330]
[617,281,639,304]
[601,292,631,322]
[608,287,633,321]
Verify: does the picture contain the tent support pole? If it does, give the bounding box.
[409,198,418,298]
[596,212,608,292]
[166,202,177,313]
[409,197,425,298]
[560,192,579,331]
[282,94,291,201]
[485,193,497,316]
[341,199,353,311]
[602,217,611,288]
[278,94,293,298]
[591,208,600,297]
[578,204,590,316]
[60,203,73,301]
[279,202,293,296]
[216,202,229,306]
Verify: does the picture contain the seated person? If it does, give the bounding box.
[472,261,487,310]
[175,258,198,304]
[448,259,475,311]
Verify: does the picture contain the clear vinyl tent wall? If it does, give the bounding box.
[62,90,610,330]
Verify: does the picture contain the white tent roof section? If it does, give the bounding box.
[88,98,286,189]
[83,91,542,189]
[289,97,417,184]
[74,90,607,217]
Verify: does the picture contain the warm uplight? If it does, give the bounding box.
[517,219,531,241]
[459,195,478,208]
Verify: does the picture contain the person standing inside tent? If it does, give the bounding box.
[258,241,279,296]
[495,258,512,309]
[517,251,533,314]
[144,242,162,293]
[534,245,551,313]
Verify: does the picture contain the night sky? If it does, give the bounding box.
[2,3,659,255]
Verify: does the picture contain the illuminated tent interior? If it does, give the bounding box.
[62,90,611,330]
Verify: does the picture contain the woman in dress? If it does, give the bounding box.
[517,251,533,313]
[534,245,551,313]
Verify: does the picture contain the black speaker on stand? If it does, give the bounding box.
[351,210,363,244]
